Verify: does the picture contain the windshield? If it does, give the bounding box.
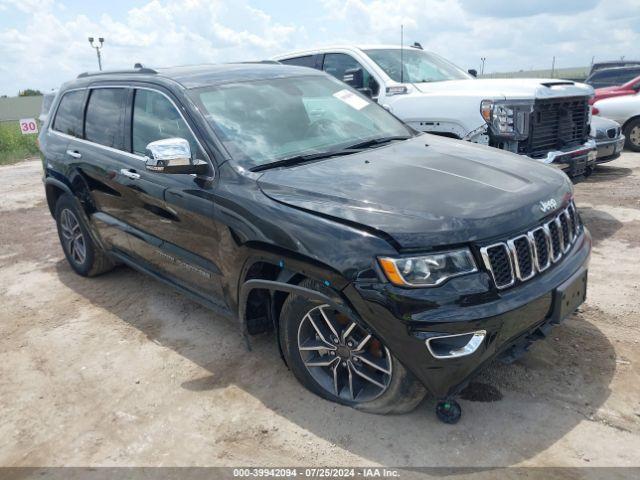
[189,75,412,169]
[364,49,471,83]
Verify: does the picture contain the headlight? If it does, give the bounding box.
[480,99,533,140]
[378,249,477,287]
[493,104,515,134]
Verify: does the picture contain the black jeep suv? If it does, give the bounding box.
[39,63,591,422]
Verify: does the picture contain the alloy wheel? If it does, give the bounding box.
[297,304,392,402]
[60,208,87,265]
[630,125,640,147]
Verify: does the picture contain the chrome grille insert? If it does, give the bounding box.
[529,227,551,272]
[507,235,535,281]
[547,220,562,261]
[480,202,581,290]
[481,244,515,289]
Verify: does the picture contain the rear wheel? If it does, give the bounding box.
[55,193,114,277]
[624,118,640,152]
[279,279,426,414]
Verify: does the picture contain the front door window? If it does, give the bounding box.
[322,53,380,97]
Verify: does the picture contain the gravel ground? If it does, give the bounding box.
[0,153,639,470]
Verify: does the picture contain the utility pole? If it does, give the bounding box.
[88,37,104,71]
[551,56,556,78]
[480,57,486,75]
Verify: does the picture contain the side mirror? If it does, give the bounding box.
[468,69,478,78]
[144,138,207,175]
[343,68,373,97]
[343,67,364,89]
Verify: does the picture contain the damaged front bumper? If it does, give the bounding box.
[345,228,592,400]
[532,139,597,178]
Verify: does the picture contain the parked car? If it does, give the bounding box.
[585,66,640,89]
[590,116,625,163]
[593,92,640,151]
[273,45,597,179]
[590,74,640,104]
[589,60,640,75]
[39,63,591,422]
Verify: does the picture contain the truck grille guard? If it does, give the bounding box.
[480,202,581,290]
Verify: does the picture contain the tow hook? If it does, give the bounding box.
[435,398,462,424]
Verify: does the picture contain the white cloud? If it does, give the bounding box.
[0,0,301,95]
[0,0,639,95]
[320,0,640,73]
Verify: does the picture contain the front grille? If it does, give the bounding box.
[531,228,550,270]
[525,97,590,157]
[559,214,571,249]
[485,244,514,288]
[567,204,578,236]
[480,202,581,290]
[510,236,534,280]
[547,221,562,260]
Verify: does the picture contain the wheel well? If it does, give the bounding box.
[45,183,66,217]
[622,115,640,131]
[242,261,306,335]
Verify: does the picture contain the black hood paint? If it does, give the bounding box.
[258,134,572,249]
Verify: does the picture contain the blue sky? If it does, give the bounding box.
[1,0,639,96]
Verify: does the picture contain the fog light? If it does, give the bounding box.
[426,330,486,359]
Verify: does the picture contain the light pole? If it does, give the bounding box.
[88,37,104,71]
[480,57,486,75]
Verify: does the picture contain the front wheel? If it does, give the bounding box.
[54,193,115,277]
[279,279,426,414]
[624,118,640,152]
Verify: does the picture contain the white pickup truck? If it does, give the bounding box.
[273,45,597,177]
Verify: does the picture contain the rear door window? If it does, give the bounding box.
[84,88,127,149]
[52,90,85,137]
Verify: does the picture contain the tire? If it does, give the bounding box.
[54,193,114,277]
[279,279,426,414]
[624,117,640,152]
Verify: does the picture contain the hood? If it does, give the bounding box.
[590,115,621,137]
[257,135,572,249]
[412,78,593,100]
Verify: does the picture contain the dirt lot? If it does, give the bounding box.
[0,153,639,470]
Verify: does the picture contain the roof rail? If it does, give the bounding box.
[237,60,281,65]
[77,64,157,79]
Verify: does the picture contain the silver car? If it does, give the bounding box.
[590,116,625,164]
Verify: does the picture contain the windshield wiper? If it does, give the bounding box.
[250,150,354,172]
[250,136,411,173]
[341,135,411,151]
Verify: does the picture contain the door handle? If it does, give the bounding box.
[66,150,81,159]
[119,168,141,180]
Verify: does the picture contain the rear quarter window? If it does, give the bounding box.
[52,90,85,137]
[279,56,316,69]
